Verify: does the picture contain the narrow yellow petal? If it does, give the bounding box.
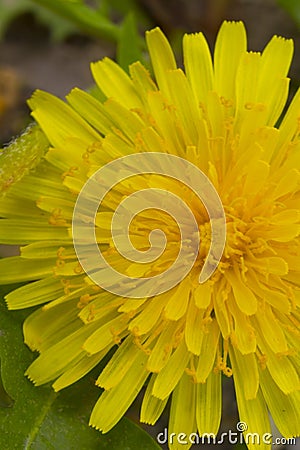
[67,88,114,135]
[169,371,196,450]
[0,220,69,244]
[0,256,56,284]
[277,86,300,149]
[5,276,64,309]
[20,241,73,260]
[0,195,41,218]
[152,339,190,399]
[214,21,247,102]
[96,335,141,389]
[128,294,166,335]
[236,52,261,114]
[140,374,169,425]
[102,98,145,142]
[231,379,271,450]
[195,319,220,383]
[255,305,288,354]
[28,90,100,147]
[196,369,221,436]
[206,91,225,138]
[228,296,256,354]
[166,69,202,144]
[193,282,212,309]
[26,321,100,384]
[185,301,205,355]
[225,269,257,315]
[147,321,178,372]
[146,27,177,95]
[257,36,293,123]
[229,346,259,400]
[129,61,158,100]
[91,57,142,108]
[243,160,270,196]
[259,367,300,438]
[164,280,190,320]
[53,349,109,392]
[89,351,148,432]
[183,32,213,104]
[82,315,129,354]
[23,301,83,353]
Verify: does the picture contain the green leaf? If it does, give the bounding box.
[30,0,120,41]
[0,0,77,41]
[277,0,300,28]
[0,284,160,449]
[117,13,144,72]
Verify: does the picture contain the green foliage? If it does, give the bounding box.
[0,0,77,41]
[30,0,120,41]
[0,0,150,46]
[0,283,160,449]
[30,0,147,65]
[277,0,300,28]
[117,13,144,71]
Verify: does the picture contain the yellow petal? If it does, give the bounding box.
[128,294,166,335]
[185,301,205,355]
[228,298,256,354]
[196,369,221,436]
[214,21,247,102]
[193,282,212,309]
[225,269,257,315]
[89,351,148,432]
[23,300,81,352]
[146,27,176,95]
[259,367,300,438]
[26,321,100,384]
[0,256,56,283]
[152,339,190,399]
[257,35,293,123]
[236,52,261,115]
[28,90,100,147]
[67,88,114,135]
[195,319,220,383]
[91,57,142,108]
[166,69,202,145]
[53,349,109,391]
[229,345,259,400]
[169,371,196,450]
[231,367,271,450]
[82,314,129,354]
[164,280,191,320]
[147,321,178,372]
[183,32,213,104]
[277,86,300,149]
[129,61,158,101]
[140,374,169,425]
[5,276,64,309]
[255,305,288,354]
[96,335,141,389]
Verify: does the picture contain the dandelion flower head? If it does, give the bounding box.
[0,21,299,449]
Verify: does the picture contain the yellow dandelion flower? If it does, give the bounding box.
[1,21,300,450]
